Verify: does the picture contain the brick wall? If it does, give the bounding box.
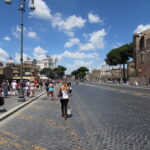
[134,29,150,84]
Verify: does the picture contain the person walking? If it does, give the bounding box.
[29,81,35,97]
[0,84,3,96]
[2,80,9,98]
[39,80,43,90]
[25,80,30,97]
[57,80,70,120]
[0,85,4,107]
[67,82,72,96]
[45,80,50,97]
[16,81,21,95]
[11,80,17,96]
[48,81,54,100]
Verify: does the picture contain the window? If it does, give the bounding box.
[141,53,144,63]
[140,37,145,50]
[146,38,150,49]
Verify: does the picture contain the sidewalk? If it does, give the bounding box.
[87,81,150,90]
[0,89,46,120]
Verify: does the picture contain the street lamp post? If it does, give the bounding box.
[5,0,35,102]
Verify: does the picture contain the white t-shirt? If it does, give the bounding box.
[11,82,17,89]
[26,81,30,86]
[62,90,69,99]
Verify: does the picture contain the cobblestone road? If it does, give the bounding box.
[0,84,150,150]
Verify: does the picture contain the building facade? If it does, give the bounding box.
[127,61,136,77]
[0,62,4,83]
[134,28,150,85]
[0,58,38,82]
[90,69,101,80]
[36,56,53,70]
[111,68,123,79]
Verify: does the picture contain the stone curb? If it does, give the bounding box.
[0,91,46,121]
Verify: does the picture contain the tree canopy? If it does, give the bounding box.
[40,65,66,79]
[105,43,133,66]
[105,43,134,81]
[40,68,54,79]
[71,66,89,79]
[53,65,66,79]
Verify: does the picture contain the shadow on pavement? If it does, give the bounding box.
[0,109,7,112]
[67,114,73,118]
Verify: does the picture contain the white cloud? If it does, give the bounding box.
[79,29,107,51]
[29,0,52,20]
[12,26,27,38]
[0,48,9,62]
[33,46,47,55]
[51,13,86,36]
[88,13,103,23]
[27,31,37,38]
[64,38,80,48]
[51,14,86,31]
[15,46,48,62]
[28,1,86,37]
[33,46,48,60]
[63,51,99,59]
[13,26,38,39]
[52,50,99,61]
[3,36,11,41]
[134,24,150,34]
[79,43,94,50]
[16,26,21,32]
[66,60,95,73]
[15,52,29,63]
[12,26,21,38]
[64,31,75,37]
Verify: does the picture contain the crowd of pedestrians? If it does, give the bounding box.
[0,79,43,98]
[0,78,73,120]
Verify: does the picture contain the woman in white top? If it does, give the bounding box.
[58,80,70,119]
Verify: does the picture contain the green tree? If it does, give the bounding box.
[105,48,120,66]
[71,70,79,77]
[78,66,89,73]
[71,66,89,79]
[105,43,134,82]
[40,68,55,79]
[53,65,66,79]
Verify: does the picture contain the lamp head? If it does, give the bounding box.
[30,4,35,10]
[30,0,35,10]
[5,0,11,4]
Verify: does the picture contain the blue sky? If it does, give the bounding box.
[0,0,150,73]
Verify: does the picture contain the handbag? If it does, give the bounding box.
[58,88,62,97]
[67,105,72,116]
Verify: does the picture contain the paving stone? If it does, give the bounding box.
[0,84,150,149]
